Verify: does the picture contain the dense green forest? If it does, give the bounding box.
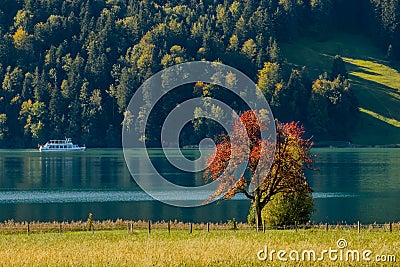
[0,0,398,148]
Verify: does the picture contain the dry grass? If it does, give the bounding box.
[0,220,247,235]
[0,228,398,266]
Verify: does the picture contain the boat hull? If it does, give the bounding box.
[39,147,86,152]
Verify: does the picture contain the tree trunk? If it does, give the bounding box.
[254,189,262,231]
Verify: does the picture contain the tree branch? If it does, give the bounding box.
[241,189,254,200]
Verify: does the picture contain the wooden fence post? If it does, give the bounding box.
[233,220,237,230]
[325,223,328,231]
[190,223,193,234]
[168,221,171,234]
[148,221,151,235]
[389,222,392,232]
[27,223,30,236]
[357,221,360,234]
[207,222,210,233]
[59,223,62,236]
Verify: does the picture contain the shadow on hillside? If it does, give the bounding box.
[349,77,400,121]
[350,67,383,77]
[349,72,400,98]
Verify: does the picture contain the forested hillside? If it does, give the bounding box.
[0,0,398,148]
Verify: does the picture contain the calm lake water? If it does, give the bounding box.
[0,148,399,223]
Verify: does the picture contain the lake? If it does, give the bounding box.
[0,148,399,223]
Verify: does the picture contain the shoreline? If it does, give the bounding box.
[1,144,400,150]
[1,219,399,234]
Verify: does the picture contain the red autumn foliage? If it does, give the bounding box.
[204,110,314,227]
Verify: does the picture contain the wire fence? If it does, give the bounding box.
[0,219,399,235]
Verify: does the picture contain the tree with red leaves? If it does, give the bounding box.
[205,110,314,229]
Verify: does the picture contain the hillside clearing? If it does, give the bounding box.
[282,34,400,145]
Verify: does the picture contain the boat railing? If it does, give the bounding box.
[48,139,73,144]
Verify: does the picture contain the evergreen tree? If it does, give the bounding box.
[0,0,372,147]
[310,0,334,39]
[22,72,34,100]
[0,114,8,142]
[331,55,348,80]
[48,68,64,137]
[308,74,357,139]
[268,37,281,63]
[33,68,49,103]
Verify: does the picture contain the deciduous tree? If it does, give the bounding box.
[19,99,46,140]
[205,110,313,229]
[257,62,280,102]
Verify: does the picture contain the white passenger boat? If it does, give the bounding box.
[38,138,86,152]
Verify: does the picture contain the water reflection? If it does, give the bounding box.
[0,148,399,223]
[0,201,251,223]
[307,148,400,223]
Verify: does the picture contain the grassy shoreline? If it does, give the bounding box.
[2,220,399,234]
[1,228,398,266]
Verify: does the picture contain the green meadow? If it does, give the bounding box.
[282,33,400,145]
[0,228,398,266]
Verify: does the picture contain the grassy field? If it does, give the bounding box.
[281,33,400,145]
[0,228,398,266]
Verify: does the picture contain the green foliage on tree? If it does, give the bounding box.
[308,73,358,138]
[0,114,7,141]
[248,189,313,227]
[257,62,280,101]
[0,0,391,147]
[331,55,348,80]
[205,111,314,229]
[271,69,309,122]
[19,99,46,142]
[310,0,334,40]
[264,190,313,227]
